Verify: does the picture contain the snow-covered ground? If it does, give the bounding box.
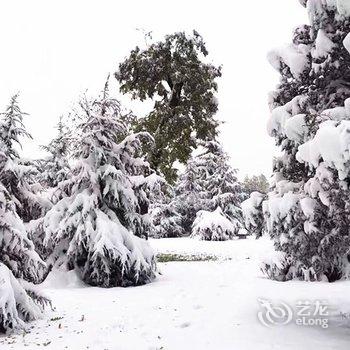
[2,237,350,349]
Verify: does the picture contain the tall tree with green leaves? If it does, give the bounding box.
[115,30,222,182]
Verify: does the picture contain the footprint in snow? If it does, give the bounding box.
[178,322,191,328]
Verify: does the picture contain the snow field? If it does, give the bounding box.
[1,238,350,350]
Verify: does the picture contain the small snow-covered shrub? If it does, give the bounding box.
[191,208,237,241]
[261,252,292,282]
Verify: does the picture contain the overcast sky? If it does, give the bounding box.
[0,0,307,179]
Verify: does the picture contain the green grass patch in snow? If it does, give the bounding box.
[157,253,218,262]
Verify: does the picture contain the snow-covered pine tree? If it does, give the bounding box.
[264,0,350,281]
[189,141,245,240]
[173,156,204,234]
[0,183,47,332]
[0,94,49,223]
[0,96,49,332]
[175,139,245,239]
[41,83,163,287]
[151,191,185,238]
[39,116,71,190]
[30,117,71,258]
[195,140,244,230]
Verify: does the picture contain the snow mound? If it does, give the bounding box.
[41,268,85,289]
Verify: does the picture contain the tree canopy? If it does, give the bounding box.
[115,30,221,183]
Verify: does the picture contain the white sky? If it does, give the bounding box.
[0,0,307,180]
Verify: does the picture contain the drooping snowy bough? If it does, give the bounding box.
[241,191,266,238]
[41,86,163,287]
[265,0,350,281]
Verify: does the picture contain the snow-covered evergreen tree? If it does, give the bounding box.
[173,156,203,234]
[39,116,71,190]
[151,196,185,238]
[0,94,49,222]
[174,140,244,238]
[0,96,48,332]
[40,84,163,287]
[0,183,47,332]
[265,0,350,281]
[196,140,244,228]
[30,118,71,258]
